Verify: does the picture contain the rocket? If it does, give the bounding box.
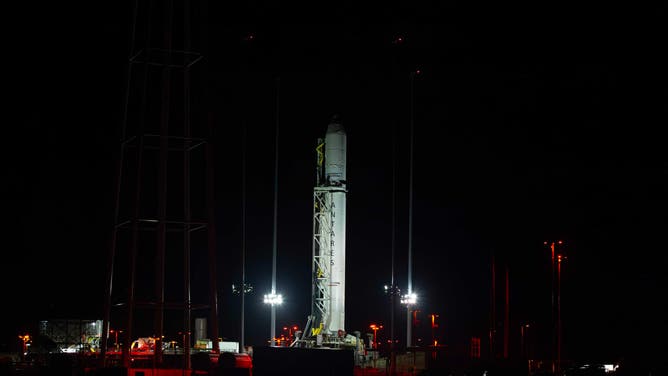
[310,115,347,337]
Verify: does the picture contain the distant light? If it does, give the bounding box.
[558,240,563,244]
[263,293,283,305]
[415,69,421,75]
[233,283,254,294]
[401,293,417,305]
[384,284,401,295]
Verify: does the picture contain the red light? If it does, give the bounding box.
[558,240,563,244]
[392,36,405,45]
[416,69,421,75]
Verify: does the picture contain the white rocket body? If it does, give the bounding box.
[324,121,346,334]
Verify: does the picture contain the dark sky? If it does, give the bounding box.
[3,0,667,365]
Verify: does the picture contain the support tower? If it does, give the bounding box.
[299,115,348,347]
[100,0,219,368]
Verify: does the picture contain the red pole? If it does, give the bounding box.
[557,255,563,374]
[431,313,436,346]
[548,241,556,374]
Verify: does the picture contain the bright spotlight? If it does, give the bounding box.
[401,293,417,305]
[263,293,283,305]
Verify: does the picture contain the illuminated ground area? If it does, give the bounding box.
[3,348,665,375]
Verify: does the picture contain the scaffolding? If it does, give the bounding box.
[101,0,219,369]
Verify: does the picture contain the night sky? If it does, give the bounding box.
[3,0,667,366]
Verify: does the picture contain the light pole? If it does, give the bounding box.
[110,329,116,349]
[18,334,30,359]
[557,254,566,375]
[384,284,400,376]
[386,95,400,376]
[232,283,253,351]
[369,324,383,350]
[430,314,439,347]
[520,324,530,358]
[264,76,282,347]
[263,293,283,345]
[544,239,563,373]
[401,292,417,348]
[110,329,123,351]
[239,120,251,354]
[178,331,190,359]
[404,69,420,349]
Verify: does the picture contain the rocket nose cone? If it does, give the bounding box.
[327,114,345,134]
